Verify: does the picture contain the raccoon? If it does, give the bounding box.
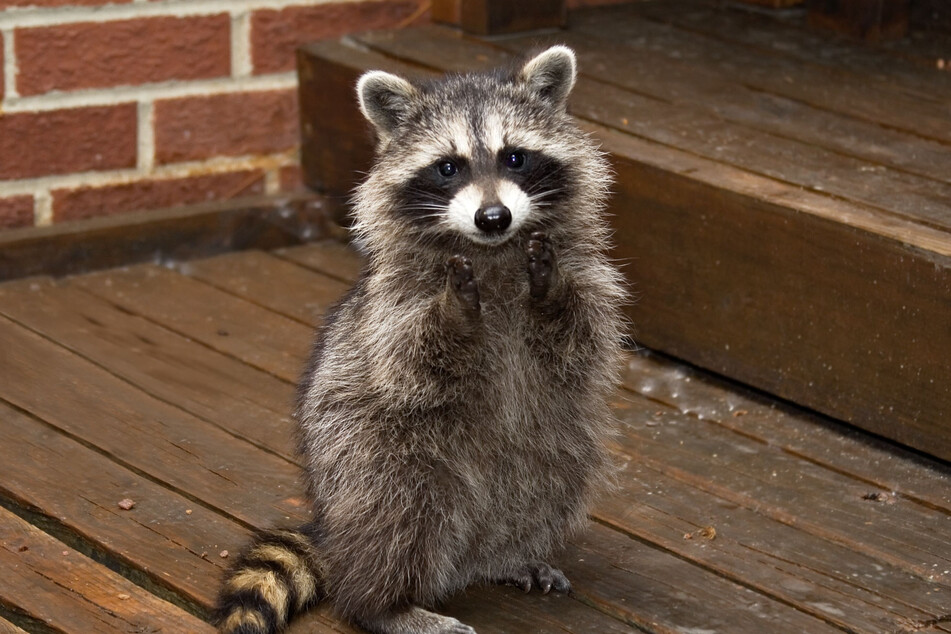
[215,45,627,634]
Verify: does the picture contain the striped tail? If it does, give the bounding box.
[215,525,325,634]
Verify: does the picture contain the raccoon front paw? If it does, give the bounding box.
[500,562,571,595]
[526,232,557,300]
[446,255,480,313]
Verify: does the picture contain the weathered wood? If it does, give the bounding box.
[0,505,214,633]
[630,1,951,95]
[607,396,951,583]
[597,124,951,460]
[574,6,950,144]
[297,41,420,206]
[0,193,333,282]
[0,313,309,529]
[622,351,951,511]
[181,249,351,326]
[593,460,950,632]
[73,264,313,383]
[0,402,244,613]
[0,277,299,462]
[565,524,840,633]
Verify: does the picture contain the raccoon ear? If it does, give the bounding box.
[357,70,418,138]
[518,45,577,110]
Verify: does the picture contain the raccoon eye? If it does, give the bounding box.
[503,151,527,171]
[437,160,458,178]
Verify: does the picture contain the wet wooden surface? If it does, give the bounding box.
[298,0,951,460]
[1,241,949,633]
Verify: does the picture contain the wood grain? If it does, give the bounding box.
[73,264,313,383]
[0,313,308,529]
[0,401,244,613]
[0,277,299,462]
[0,505,214,633]
[182,249,351,326]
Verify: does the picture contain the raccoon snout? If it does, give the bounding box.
[474,205,512,233]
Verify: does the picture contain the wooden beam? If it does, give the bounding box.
[0,193,337,282]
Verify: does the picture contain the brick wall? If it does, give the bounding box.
[0,0,428,230]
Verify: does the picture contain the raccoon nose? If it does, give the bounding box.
[474,205,512,233]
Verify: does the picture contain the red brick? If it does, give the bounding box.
[0,0,131,6]
[0,196,34,230]
[279,164,305,191]
[0,105,137,180]
[16,15,231,96]
[153,90,299,164]
[52,171,266,223]
[251,1,428,74]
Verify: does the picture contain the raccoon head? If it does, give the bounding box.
[353,46,607,254]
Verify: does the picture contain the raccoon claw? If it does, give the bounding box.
[500,562,571,595]
[446,255,480,313]
[526,232,557,300]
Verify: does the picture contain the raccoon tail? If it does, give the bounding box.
[214,524,326,634]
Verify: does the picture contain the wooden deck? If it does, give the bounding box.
[1,239,950,633]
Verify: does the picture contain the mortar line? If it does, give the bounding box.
[3,72,297,113]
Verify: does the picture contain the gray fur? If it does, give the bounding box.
[216,46,627,634]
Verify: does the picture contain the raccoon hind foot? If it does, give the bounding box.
[358,606,477,634]
[499,561,571,595]
[446,255,480,313]
[526,232,557,300]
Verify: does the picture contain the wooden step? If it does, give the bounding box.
[296,1,951,460]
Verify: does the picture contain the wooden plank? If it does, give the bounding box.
[0,505,213,633]
[607,390,951,588]
[0,193,334,282]
[634,1,951,95]
[0,277,297,462]
[570,4,951,145]
[621,351,951,511]
[0,401,244,614]
[180,249,351,326]
[72,264,312,383]
[275,241,365,284]
[0,313,309,529]
[592,458,949,633]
